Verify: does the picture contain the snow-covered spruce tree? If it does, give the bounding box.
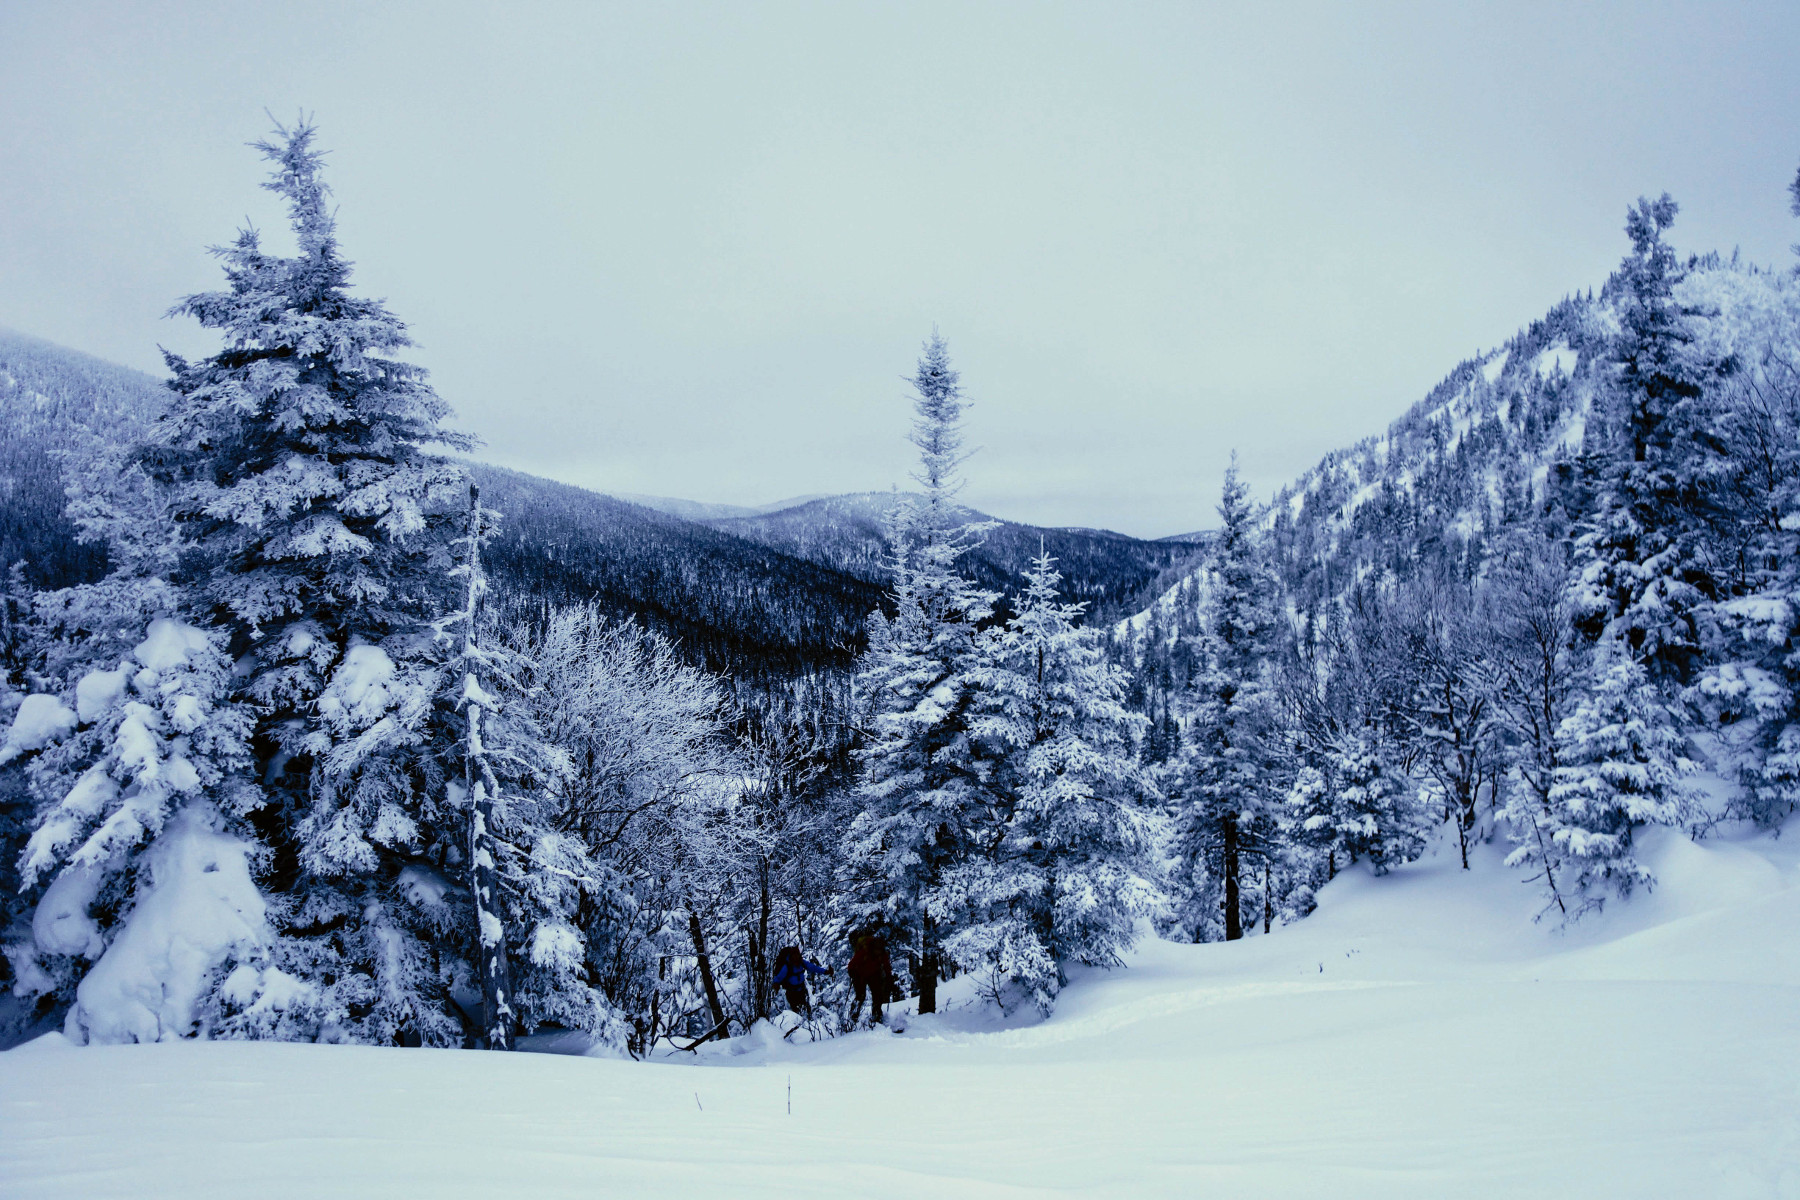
[139,121,476,1044]
[1288,726,1425,877]
[1545,651,1696,911]
[0,355,274,1041]
[845,333,999,1015]
[1320,734,1425,873]
[941,550,1162,1014]
[1165,458,1285,942]
[1,615,264,1043]
[1570,195,1719,682]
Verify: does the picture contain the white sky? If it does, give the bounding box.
[2,2,1797,537]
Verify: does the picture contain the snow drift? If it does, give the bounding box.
[5,821,1797,1198]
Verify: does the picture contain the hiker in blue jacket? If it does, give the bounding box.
[772,945,831,1016]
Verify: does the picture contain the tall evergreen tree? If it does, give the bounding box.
[1285,730,1425,884]
[1570,195,1717,681]
[140,121,476,1044]
[1166,458,1284,941]
[845,333,998,1015]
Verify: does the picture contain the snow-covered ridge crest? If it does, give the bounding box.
[1119,256,1792,635]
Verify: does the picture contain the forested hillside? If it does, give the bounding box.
[0,330,168,591]
[471,465,883,678]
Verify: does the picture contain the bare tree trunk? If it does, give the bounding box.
[1262,857,1273,934]
[755,870,772,1019]
[1456,802,1471,870]
[746,929,761,1022]
[687,907,728,1036]
[460,484,514,1051]
[917,916,939,1014]
[1222,813,1243,941]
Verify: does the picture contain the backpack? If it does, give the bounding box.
[772,945,803,987]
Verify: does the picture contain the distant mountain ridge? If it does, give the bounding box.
[605,492,833,522]
[700,491,1201,623]
[0,329,1203,676]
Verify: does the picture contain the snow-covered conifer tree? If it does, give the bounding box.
[2,615,262,1041]
[133,120,474,1043]
[1166,458,1285,941]
[1323,735,1425,873]
[1677,253,1800,827]
[1570,195,1718,681]
[845,333,999,1014]
[941,550,1161,1013]
[1546,653,1696,910]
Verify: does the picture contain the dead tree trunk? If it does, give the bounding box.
[754,869,772,1020]
[459,483,514,1050]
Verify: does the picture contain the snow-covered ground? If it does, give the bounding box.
[6,825,1799,1198]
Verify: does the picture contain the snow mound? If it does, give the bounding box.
[133,618,212,673]
[64,803,268,1045]
[0,693,76,763]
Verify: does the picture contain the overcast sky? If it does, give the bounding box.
[2,2,1797,537]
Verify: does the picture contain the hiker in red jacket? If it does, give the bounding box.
[846,929,892,1025]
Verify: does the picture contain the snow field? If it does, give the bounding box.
[5,825,1799,1198]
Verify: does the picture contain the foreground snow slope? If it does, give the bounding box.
[5,827,1799,1199]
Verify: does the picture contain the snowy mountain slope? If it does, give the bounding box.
[6,821,1796,1199]
[1113,258,1728,640]
[0,328,170,589]
[1262,292,1602,609]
